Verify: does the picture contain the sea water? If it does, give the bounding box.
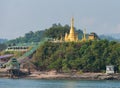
[0,78,120,88]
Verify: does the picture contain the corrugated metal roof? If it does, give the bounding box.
[0,54,14,59]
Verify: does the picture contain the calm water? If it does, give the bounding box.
[0,78,120,88]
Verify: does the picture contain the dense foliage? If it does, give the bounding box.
[45,24,70,39]
[32,40,120,73]
[45,23,83,40]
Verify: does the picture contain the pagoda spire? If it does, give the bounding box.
[64,17,78,42]
[71,17,74,28]
[70,17,75,34]
[84,28,86,39]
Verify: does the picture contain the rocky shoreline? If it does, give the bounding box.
[0,69,120,80]
[25,71,120,80]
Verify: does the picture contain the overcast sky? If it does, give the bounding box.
[0,0,120,39]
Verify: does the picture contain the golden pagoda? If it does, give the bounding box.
[64,18,78,42]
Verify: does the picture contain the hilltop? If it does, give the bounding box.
[6,23,83,45]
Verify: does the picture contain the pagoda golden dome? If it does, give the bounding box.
[64,18,78,42]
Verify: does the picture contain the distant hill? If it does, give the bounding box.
[99,34,120,41]
[107,33,120,39]
[0,39,7,51]
[0,39,7,43]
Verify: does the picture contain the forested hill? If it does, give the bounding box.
[7,24,83,45]
[32,40,120,72]
[7,30,45,45]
